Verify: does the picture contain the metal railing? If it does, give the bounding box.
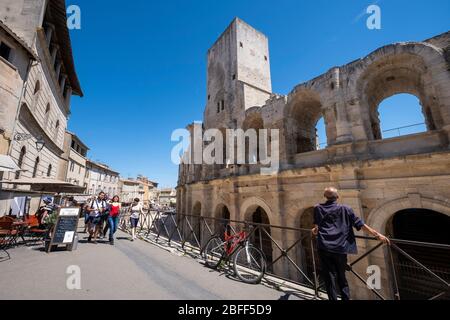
[382,122,426,138]
[119,209,449,300]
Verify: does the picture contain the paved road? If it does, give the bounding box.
[0,225,303,300]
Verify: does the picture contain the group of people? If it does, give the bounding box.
[82,192,144,245]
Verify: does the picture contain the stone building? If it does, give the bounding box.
[85,160,119,198]
[159,188,176,207]
[119,178,144,204]
[58,131,89,190]
[177,18,450,299]
[136,175,158,206]
[0,20,37,156]
[0,0,83,215]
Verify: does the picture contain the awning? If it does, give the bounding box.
[0,155,20,172]
[0,178,86,193]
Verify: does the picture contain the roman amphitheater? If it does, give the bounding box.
[177,18,450,299]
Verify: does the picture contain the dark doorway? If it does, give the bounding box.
[391,208,450,300]
[215,205,230,239]
[251,207,273,268]
[298,207,319,286]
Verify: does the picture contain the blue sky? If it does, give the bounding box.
[67,0,450,187]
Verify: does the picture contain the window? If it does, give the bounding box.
[239,42,243,48]
[0,42,12,61]
[44,103,51,127]
[217,102,220,113]
[71,140,75,149]
[70,161,75,172]
[221,100,224,111]
[34,80,41,95]
[377,94,427,139]
[264,56,267,61]
[47,164,52,177]
[232,74,236,80]
[54,120,60,140]
[78,165,81,174]
[15,147,26,179]
[32,157,40,178]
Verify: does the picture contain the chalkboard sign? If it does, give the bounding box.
[46,207,80,253]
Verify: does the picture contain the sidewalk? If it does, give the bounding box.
[0,224,303,300]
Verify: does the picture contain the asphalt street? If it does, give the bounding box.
[0,224,304,300]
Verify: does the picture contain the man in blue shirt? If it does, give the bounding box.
[312,187,389,300]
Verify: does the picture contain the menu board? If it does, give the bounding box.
[46,207,80,253]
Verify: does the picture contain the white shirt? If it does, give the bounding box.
[89,199,107,217]
[130,203,142,219]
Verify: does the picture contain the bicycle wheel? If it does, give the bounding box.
[203,236,225,269]
[233,244,266,284]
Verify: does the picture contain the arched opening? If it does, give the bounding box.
[32,157,40,178]
[192,202,202,246]
[15,147,26,179]
[377,94,427,139]
[315,117,327,149]
[242,113,264,164]
[214,204,231,239]
[246,206,273,268]
[297,207,316,282]
[359,52,442,140]
[388,209,450,300]
[287,90,328,155]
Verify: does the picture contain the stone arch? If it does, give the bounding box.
[295,207,319,284]
[242,111,264,164]
[356,42,450,140]
[240,196,273,222]
[240,197,273,266]
[285,88,333,155]
[366,195,450,234]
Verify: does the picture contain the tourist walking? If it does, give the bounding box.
[129,198,143,241]
[82,198,91,233]
[312,187,390,300]
[105,195,121,245]
[87,192,107,244]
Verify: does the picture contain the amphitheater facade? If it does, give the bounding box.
[177,18,450,299]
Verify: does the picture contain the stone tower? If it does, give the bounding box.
[203,18,272,130]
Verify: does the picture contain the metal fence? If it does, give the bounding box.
[119,209,449,300]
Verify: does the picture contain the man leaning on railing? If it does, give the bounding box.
[312,187,390,301]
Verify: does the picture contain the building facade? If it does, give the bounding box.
[58,131,88,191]
[85,160,119,198]
[159,188,176,207]
[119,178,144,204]
[0,0,83,216]
[177,18,450,299]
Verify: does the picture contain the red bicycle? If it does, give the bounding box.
[202,227,266,284]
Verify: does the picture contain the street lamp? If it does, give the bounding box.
[14,133,46,152]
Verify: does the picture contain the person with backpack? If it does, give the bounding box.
[129,198,144,242]
[87,192,107,244]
